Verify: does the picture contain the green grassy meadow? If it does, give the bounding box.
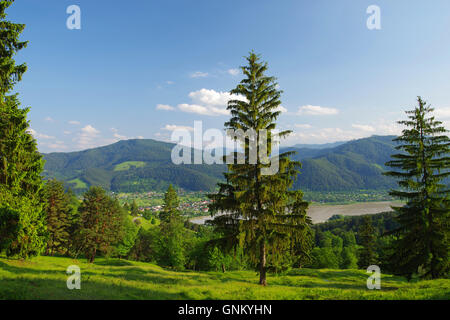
[0,256,448,300]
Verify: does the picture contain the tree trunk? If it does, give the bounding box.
[259,241,267,286]
[89,247,97,263]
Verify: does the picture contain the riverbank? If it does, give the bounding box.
[189,201,402,225]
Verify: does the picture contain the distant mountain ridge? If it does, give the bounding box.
[291,141,346,150]
[285,135,398,191]
[43,135,400,193]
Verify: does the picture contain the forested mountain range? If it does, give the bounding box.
[43,135,399,193]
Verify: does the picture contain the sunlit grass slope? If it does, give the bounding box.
[0,256,448,300]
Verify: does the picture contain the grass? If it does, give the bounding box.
[0,256,449,300]
[130,216,158,229]
[67,178,88,189]
[114,161,147,172]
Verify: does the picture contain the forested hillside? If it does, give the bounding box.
[290,135,398,191]
[43,139,224,193]
[43,135,400,193]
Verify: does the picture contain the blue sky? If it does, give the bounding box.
[8,0,450,152]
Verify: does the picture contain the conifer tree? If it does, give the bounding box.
[43,180,71,256]
[358,215,377,269]
[77,187,126,263]
[384,97,449,279]
[159,184,180,222]
[0,0,46,258]
[130,200,139,217]
[208,52,312,285]
[157,185,186,269]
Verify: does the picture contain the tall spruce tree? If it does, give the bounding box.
[0,0,46,258]
[157,185,186,270]
[208,52,312,285]
[159,184,179,222]
[357,215,378,269]
[384,97,450,279]
[77,187,125,263]
[42,180,71,256]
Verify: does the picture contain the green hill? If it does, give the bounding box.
[42,136,401,193]
[288,135,399,191]
[1,256,448,300]
[43,139,224,193]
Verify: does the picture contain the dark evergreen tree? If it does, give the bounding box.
[128,228,157,262]
[0,0,46,258]
[77,187,125,263]
[130,200,139,217]
[157,185,186,270]
[384,97,450,279]
[358,216,378,269]
[159,184,179,222]
[42,180,71,256]
[208,52,312,285]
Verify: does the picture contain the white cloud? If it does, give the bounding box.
[166,81,175,85]
[227,68,240,76]
[297,105,339,116]
[295,124,313,129]
[113,133,127,140]
[44,116,54,122]
[188,88,236,106]
[156,104,175,111]
[163,124,194,132]
[109,128,142,142]
[28,128,55,140]
[375,119,402,136]
[175,88,246,116]
[68,120,80,125]
[190,71,209,78]
[434,107,450,119]
[287,127,365,145]
[81,125,100,135]
[178,103,221,116]
[352,124,376,132]
[275,105,288,113]
[46,141,67,150]
[74,125,101,149]
[63,130,72,135]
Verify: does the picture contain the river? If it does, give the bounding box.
[189,201,399,225]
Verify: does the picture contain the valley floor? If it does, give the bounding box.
[190,201,402,225]
[0,256,448,300]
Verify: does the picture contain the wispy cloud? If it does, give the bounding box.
[351,124,376,132]
[74,125,101,149]
[68,120,81,125]
[156,104,175,111]
[297,105,339,116]
[434,107,450,119]
[28,128,55,140]
[162,124,194,132]
[295,124,313,129]
[227,68,240,76]
[190,71,209,78]
[275,105,288,113]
